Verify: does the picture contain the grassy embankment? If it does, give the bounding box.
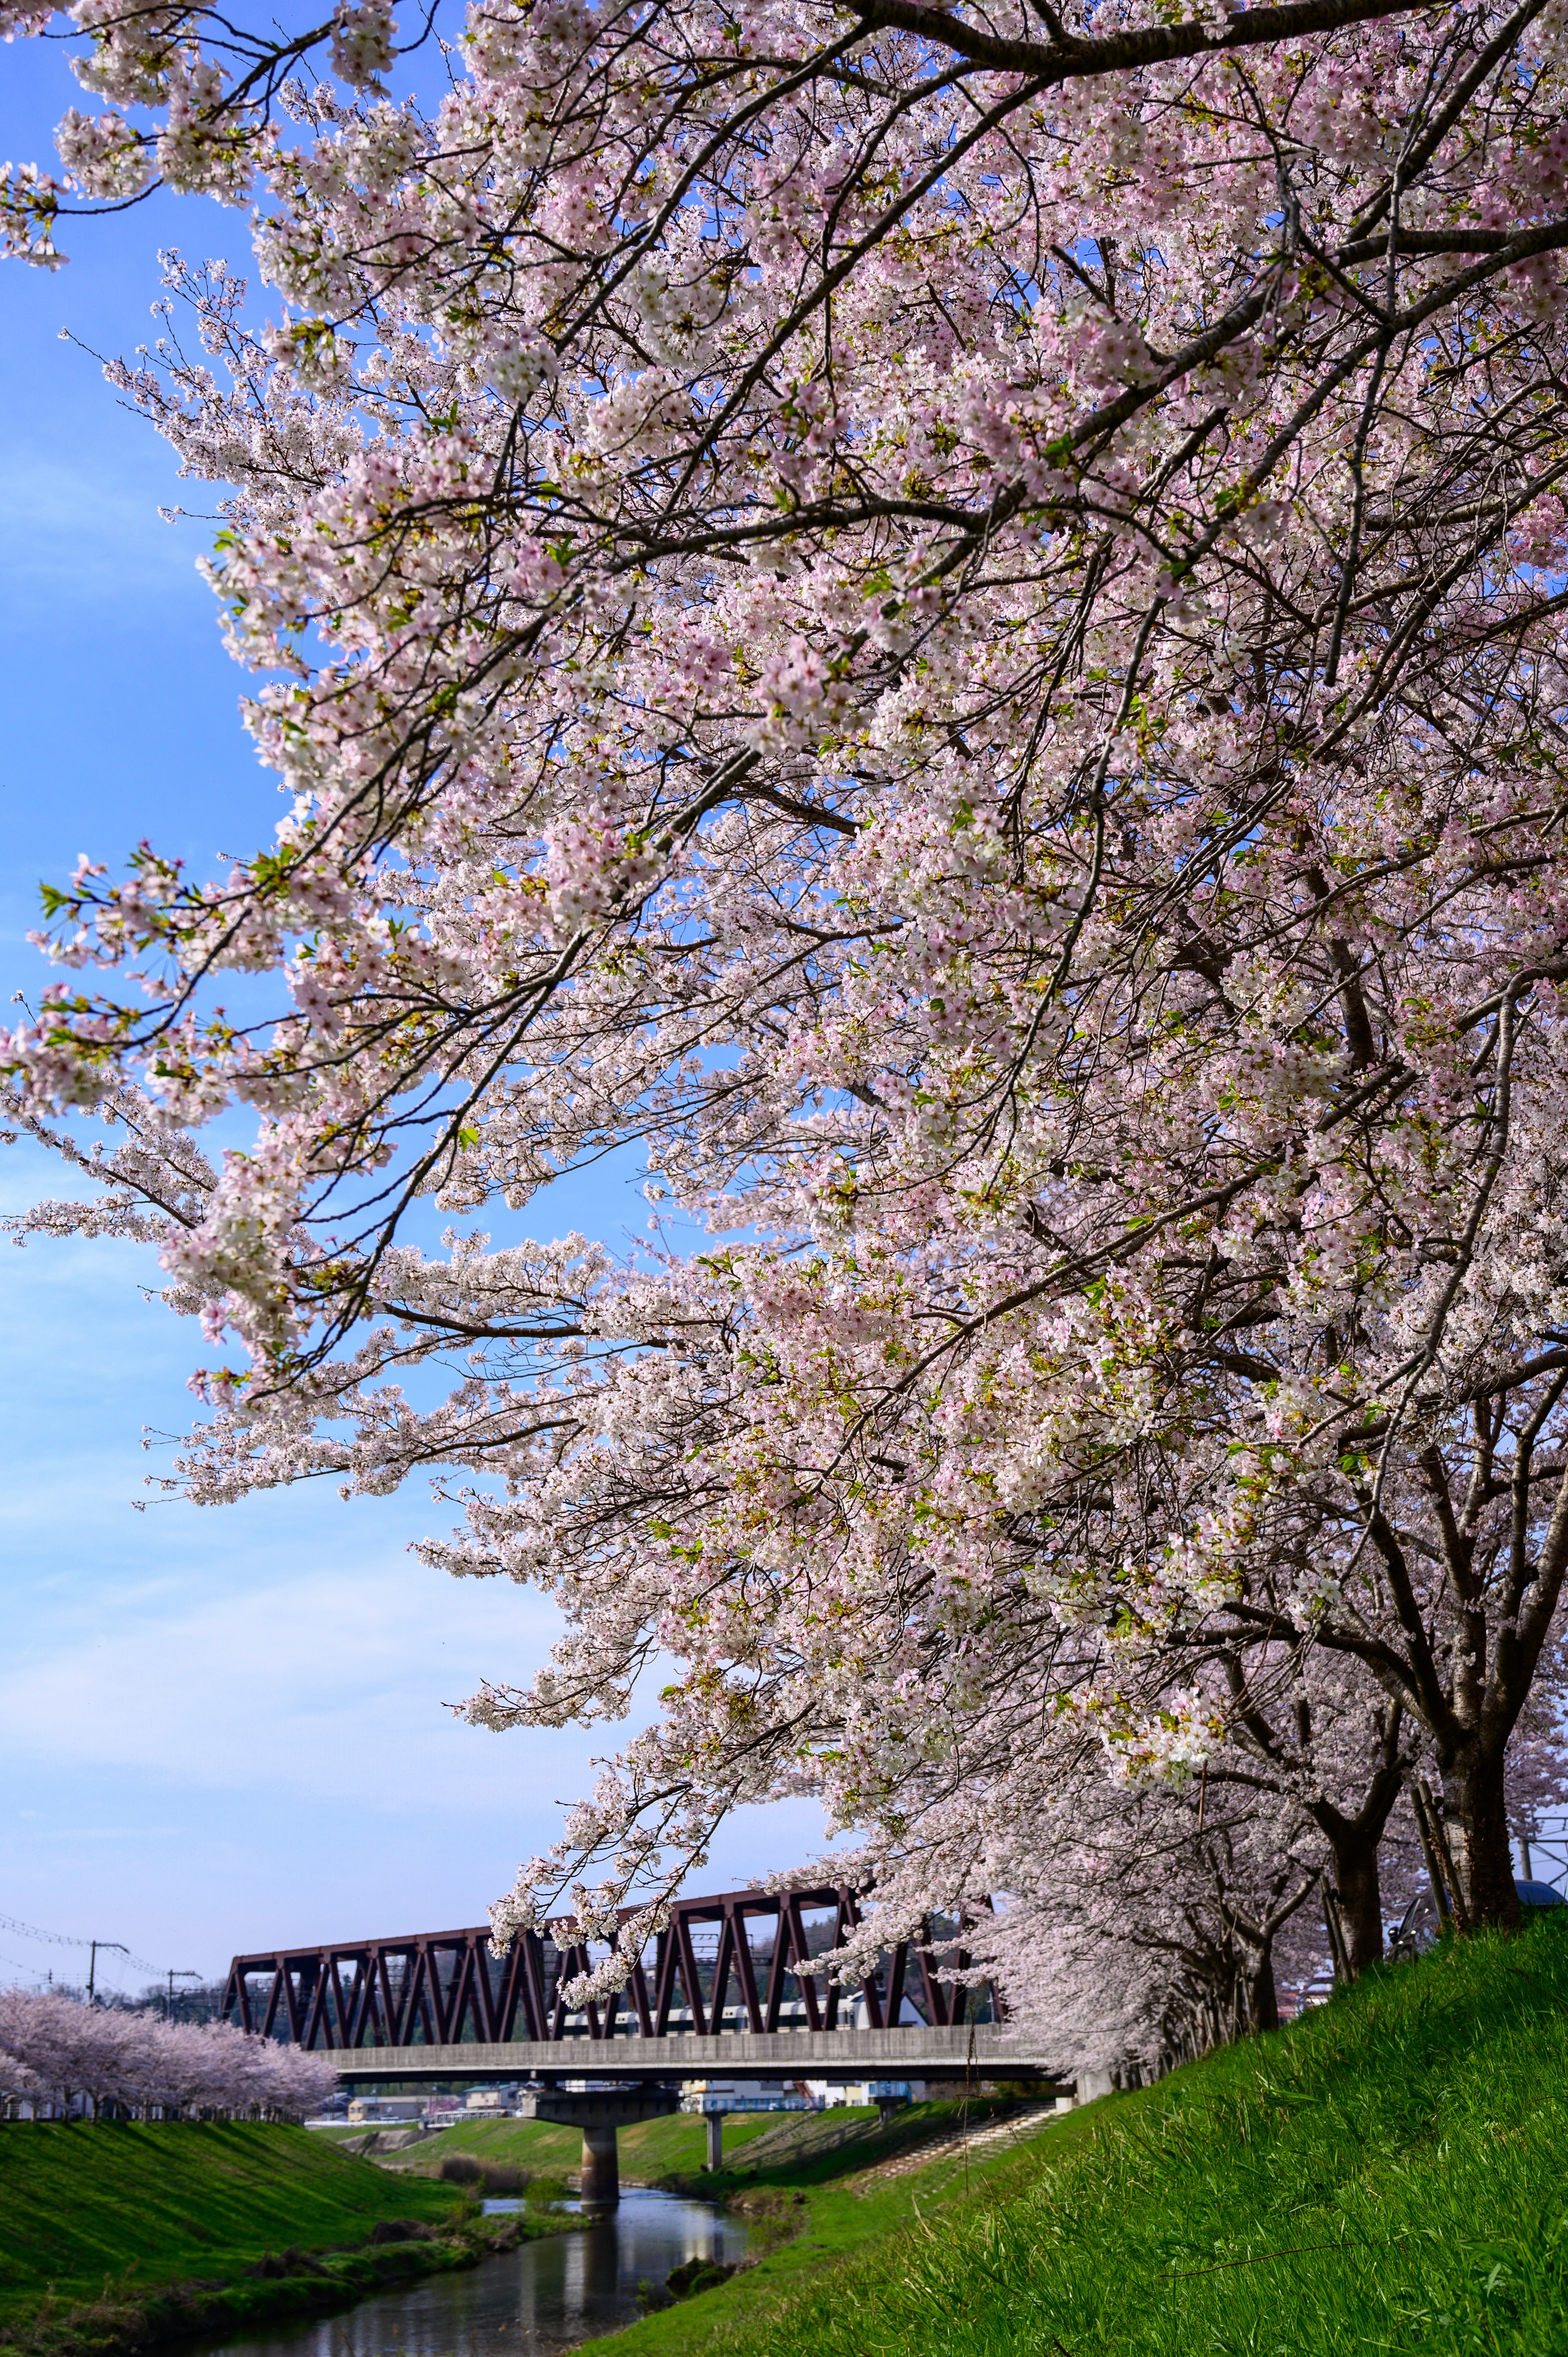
[0,2119,573,2357]
[370,2107,795,2182]
[369,2091,1037,2191]
[579,1911,1568,2357]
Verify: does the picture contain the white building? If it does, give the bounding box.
[678,2078,817,2114]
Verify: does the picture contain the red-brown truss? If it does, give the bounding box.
[221,1882,998,2049]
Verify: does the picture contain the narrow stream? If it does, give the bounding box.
[196,2193,751,2357]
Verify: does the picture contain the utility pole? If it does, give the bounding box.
[166,1969,199,2021]
[86,1940,128,2005]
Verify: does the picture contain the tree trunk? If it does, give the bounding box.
[1445,1747,1522,1931]
[1247,1945,1280,2034]
[1304,1729,1410,1980]
[1328,1833,1386,1977]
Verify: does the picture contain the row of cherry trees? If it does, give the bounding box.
[4,0,1568,2072]
[0,1990,338,2119]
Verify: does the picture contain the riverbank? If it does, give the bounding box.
[570,2099,1084,2353]
[0,2122,578,2357]
[579,1914,1568,2357]
[364,2092,1035,2196]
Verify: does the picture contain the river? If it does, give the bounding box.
[196,2193,751,2357]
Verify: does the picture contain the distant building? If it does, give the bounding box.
[346,2096,424,2123]
[679,2078,818,2114]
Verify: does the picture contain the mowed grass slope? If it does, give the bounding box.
[0,2122,461,2312]
[576,2108,1092,2357]
[383,2099,1030,2189]
[688,2096,1035,2190]
[589,1915,1568,2357]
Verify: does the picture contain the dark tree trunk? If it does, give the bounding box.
[1445,1747,1522,1930]
[1301,1708,1409,1981]
[1328,1831,1386,1977]
[1247,1946,1280,2034]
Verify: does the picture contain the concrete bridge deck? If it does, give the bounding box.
[323,2024,1061,2087]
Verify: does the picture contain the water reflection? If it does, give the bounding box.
[198,2192,750,2357]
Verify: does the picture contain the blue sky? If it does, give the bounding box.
[0,45,827,1998]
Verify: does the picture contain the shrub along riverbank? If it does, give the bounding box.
[0,2119,576,2357]
[581,1913,1568,2357]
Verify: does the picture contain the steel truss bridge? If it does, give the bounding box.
[223,1880,1058,2088]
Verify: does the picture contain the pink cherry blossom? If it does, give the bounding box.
[0,1989,336,2116]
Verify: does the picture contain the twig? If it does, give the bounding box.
[1157,2238,1361,2281]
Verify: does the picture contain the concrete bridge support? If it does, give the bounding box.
[581,2122,620,2206]
[706,2110,723,2172]
[517,2083,680,2208]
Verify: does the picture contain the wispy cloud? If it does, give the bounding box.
[0,449,209,603]
[0,1554,570,1803]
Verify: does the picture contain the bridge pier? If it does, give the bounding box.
[706,2111,723,2172]
[515,2084,680,2209]
[581,2123,620,2207]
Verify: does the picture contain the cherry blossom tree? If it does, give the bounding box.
[1122,1642,1426,1982]
[0,1989,336,2116]
[6,0,1568,1973]
[971,1789,1327,2076]
[749,1632,1441,2070]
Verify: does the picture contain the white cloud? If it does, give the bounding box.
[0,1544,574,1802]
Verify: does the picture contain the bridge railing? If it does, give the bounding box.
[222,1883,999,2053]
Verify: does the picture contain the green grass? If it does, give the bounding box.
[382,2118,580,2171]
[0,2121,463,2312]
[673,2096,1036,2193]
[616,2111,784,2179]
[577,2106,1087,2356]
[583,1916,1568,2357]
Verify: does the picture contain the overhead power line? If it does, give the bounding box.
[0,1949,56,1980]
[0,1913,173,1980]
[0,1911,88,1950]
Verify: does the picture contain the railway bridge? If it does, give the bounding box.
[223,1879,1063,2110]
